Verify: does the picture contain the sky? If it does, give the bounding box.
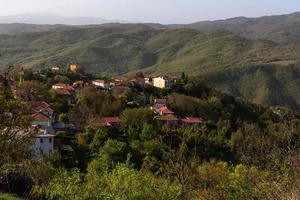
[0,0,299,24]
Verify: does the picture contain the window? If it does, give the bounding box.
[40,138,43,143]
[49,138,52,143]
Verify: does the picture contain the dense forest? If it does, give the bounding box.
[1,67,300,199]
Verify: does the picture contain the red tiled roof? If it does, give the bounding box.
[181,117,204,124]
[31,113,51,122]
[158,106,174,115]
[53,84,75,92]
[28,101,54,113]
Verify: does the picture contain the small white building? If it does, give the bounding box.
[32,133,55,159]
[153,76,174,89]
[92,80,110,89]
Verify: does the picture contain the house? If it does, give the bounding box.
[154,114,178,126]
[144,77,152,85]
[31,113,54,133]
[130,77,145,85]
[72,80,85,89]
[154,99,167,105]
[92,80,110,89]
[152,76,174,89]
[32,132,55,159]
[156,106,174,116]
[113,77,129,86]
[89,117,121,129]
[51,66,61,72]
[28,101,54,121]
[51,84,75,103]
[151,103,165,112]
[52,83,75,92]
[181,117,204,126]
[69,64,80,72]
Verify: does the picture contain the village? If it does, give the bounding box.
[3,63,206,160]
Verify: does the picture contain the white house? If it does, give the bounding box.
[31,113,54,134]
[32,133,55,159]
[152,76,174,89]
[92,80,110,89]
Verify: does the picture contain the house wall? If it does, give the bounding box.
[32,120,51,127]
[32,136,54,159]
[153,78,166,89]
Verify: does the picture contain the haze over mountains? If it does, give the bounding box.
[0,12,300,112]
[0,13,124,25]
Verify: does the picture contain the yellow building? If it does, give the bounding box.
[152,76,174,89]
[69,64,80,72]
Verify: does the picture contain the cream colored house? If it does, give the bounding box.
[153,76,173,89]
[92,80,110,89]
[69,64,80,72]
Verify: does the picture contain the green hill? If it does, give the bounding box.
[0,25,300,112]
[169,12,300,44]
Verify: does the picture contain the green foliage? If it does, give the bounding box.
[58,113,68,123]
[120,108,154,134]
[85,163,182,200]
[0,24,299,112]
[0,193,21,200]
[46,169,83,200]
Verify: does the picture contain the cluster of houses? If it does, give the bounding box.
[2,65,205,159]
[151,98,204,126]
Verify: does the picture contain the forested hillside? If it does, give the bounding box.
[169,12,300,44]
[0,23,300,112]
[1,68,300,199]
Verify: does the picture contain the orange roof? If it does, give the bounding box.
[28,101,53,113]
[53,83,75,92]
[31,113,51,122]
[158,106,174,115]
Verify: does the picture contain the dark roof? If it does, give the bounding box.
[181,117,204,124]
[154,114,178,121]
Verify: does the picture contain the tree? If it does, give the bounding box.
[58,113,68,124]
[0,97,33,168]
[19,80,49,101]
[120,108,154,134]
[45,169,84,200]
[85,163,182,200]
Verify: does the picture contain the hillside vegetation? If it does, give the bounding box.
[0,25,300,112]
[169,12,300,44]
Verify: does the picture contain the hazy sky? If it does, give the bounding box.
[0,0,299,24]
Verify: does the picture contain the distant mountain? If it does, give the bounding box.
[0,13,124,25]
[0,23,67,35]
[168,12,300,44]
